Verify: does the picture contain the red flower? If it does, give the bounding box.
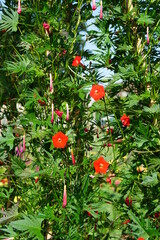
[1,178,8,184]
[100,1,103,19]
[71,149,76,165]
[123,219,130,224]
[87,211,91,217]
[94,157,109,174]
[138,238,145,240]
[125,196,132,207]
[106,127,113,134]
[43,22,50,34]
[106,177,111,185]
[154,212,160,218]
[38,100,46,106]
[72,56,81,67]
[120,114,130,127]
[84,128,89,132]
[35,177,39,183]
[62,185,67,208]
[90,84,105,101]
[107,143,112,147]
[52,132,68,148]
[92,0,96,10]
[43,22,50,30]
[55,110,63,118]
[17,0,22,14]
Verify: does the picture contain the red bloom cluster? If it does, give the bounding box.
[90,84,105,101]
[120,114,130,127]
[55,110,63,118]
[52,132,68,148]
[94,157,109,174]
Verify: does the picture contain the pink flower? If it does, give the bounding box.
[66,103,69,121]
[100,1,103,19]
[89,174,95,179]
[25,160,32,166]
[55,109,63,118]
[62,50,67,55]
[147,26,149,45]
[92,0,96,10]
[107,143,112,147]
[62,184,67,208]
[15,146,20,157]
[51,103,54,124]
[49,73,53,93]
[106,127,114,134]
[43,22,50,35]
[17,0,22,14]
[71,149,76,165]
[23,134,26,152]
[35,166,40,172]
[114,180,121,186]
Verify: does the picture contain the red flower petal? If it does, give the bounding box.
[120,114,130,127]
[72,56,81,67]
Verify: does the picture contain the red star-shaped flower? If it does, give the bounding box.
[90,84,105,101]
[120,114,130,127]
[137,238,145,240]
[94,157,109,174]
[72,56,81,67]
[52,132,68,148]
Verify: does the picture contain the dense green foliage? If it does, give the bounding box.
[0,0,160,239]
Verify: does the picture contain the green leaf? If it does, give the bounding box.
[0,204,19,224]
[10,214,44,240]
[0,127,15,150]
[0,9,19,32]
[137,14,154,25]
[143,104,160,114]
[128,210,149,239]
[142,172,158,187]
[117,44,133,51]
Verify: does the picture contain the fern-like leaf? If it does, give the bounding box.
[4,54,30,76]
[10,214,44,240]
[0,9,19,32]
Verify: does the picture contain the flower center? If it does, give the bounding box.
[95,90,98,94]
[99,163,104,168]
[58,138,62,142]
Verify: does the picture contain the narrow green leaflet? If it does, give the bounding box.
[0,9,19,32]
